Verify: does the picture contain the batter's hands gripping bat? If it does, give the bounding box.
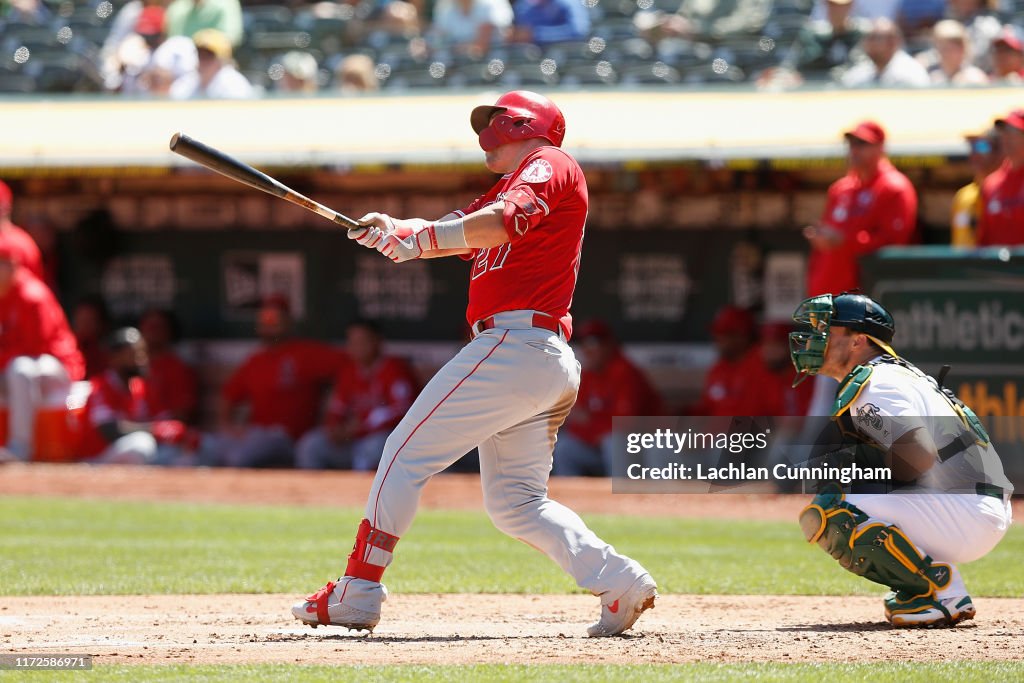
[169,133,361,230]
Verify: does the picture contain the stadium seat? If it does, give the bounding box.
[620,60,681,84]
[0,71,35,93]
[385,63,448,88]
[560,61,618,86]
[243,5,294,33]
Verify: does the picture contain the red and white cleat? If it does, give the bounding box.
[291,577,387,632]
[586,573,658,637]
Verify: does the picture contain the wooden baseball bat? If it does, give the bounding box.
[169,133,360,230]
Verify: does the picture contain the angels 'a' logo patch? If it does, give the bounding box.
[520,159,553,184]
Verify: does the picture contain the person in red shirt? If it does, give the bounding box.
[740,322,814,417]
[139,308,198,422]
[977,108,1024,246]
[0,180,45,284]
[294,91,658,638]
[804,121,918,298]
[296,320,419,470]
[0,245,83,461]
[553,320,662,476]
[214,295,342,468]
[690,306,761,417]
[79,327,197,464]
[72,295,112,379]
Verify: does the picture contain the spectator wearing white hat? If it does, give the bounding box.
[275,51,320,94]
[169,28,253,99]
[926,20,988,85]
[139,36,199,96]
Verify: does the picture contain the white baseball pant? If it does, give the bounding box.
[2,355,70,460]
[846,491,1013,598]
[351,312,647,601]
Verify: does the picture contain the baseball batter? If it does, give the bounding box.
[292,91,657,636]
[790,293,1013,627]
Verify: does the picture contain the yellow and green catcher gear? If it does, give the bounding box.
[798,484,952,599]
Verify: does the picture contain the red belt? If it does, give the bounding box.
[474,313,562,336]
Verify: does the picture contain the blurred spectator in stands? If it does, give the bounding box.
[897,0,945,36]
[165,0,243,46]
[742,322,814,416]
[803,120,916,415]
[688,306,760,417]
[214,295,342,468]
[139,308,198,423]
[510,0,589,45]
[72,296,112,379]
[100,1,171,92]
[334,54,380,92]
[3,0,51,24]
[951,127,1002,248]
[977,110,1024,247]
[78,327,198,465]
[948,0,1002,71]
[169,29,254,99]
[783,0,868,81]
[430,0,513,57]
[839,18,930,87]
[138,36,199,96]
[808,0,898,22]
[296,320,418,470]
[274,51,320,94]
[637,0,770,44]
[553,320,662,477]
[0,181,44,284]
[988,26,1024,84]
[0,245,83,461]
[924,20,989,85]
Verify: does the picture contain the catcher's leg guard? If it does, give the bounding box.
[799,484,952,599]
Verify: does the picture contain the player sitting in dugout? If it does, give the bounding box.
[78,327,200,465]
[790,292,1013,628]
[212,295,343,468]
[553,319,662,477]
[0,244,84,462]
[296,319,419,471]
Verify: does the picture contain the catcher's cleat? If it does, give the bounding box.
[586,573,658,638]
[291,578,386,632]
[884,591,976,628]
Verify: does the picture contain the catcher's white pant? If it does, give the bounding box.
[846,491,1013,598]
[359,316,647,599]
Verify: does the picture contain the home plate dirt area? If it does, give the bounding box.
[2,464,1022,666]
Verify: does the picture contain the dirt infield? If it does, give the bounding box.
[2,464,1022,667]
[4,593,1024,665]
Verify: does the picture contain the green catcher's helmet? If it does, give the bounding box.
[789,292,897,385]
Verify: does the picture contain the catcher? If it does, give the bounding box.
[789,292,1013,627]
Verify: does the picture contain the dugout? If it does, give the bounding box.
[2,87,1022,415]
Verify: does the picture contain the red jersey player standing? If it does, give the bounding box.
[293,91,657,637]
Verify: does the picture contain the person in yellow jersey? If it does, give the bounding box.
[951,128,1003,248]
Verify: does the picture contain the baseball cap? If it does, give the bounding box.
[844,120,886,145]
[993,26,1024,52]
[192,28,232,61]
[995,109,1024,132]
[575,319,615,342]
[135,5,165,37]
[710,306,756,337]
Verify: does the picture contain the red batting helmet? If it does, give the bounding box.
[470,91,566,152]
